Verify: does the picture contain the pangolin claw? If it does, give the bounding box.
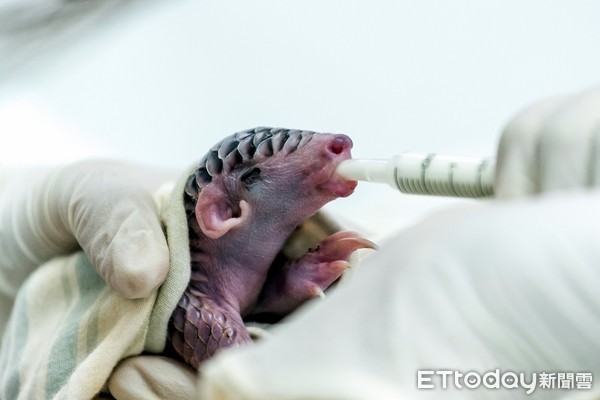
[250,231,375,317]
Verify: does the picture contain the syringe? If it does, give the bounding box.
[337,153,496,198]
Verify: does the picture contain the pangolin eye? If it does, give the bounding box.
[241,167,261,187]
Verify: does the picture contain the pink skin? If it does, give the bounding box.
[168,132,376,368]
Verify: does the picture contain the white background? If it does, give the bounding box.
[1,0,599,237]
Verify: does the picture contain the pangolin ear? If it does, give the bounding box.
[195,184,250,239]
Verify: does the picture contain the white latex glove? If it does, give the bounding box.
[0,160,174,340]
[190,88,600,399]
[496,88,600,197]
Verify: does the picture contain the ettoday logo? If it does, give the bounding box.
[417,370,593,395]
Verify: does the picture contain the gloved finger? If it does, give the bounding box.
[495,95,571,198]
[537,89,600,192]
[108,355,197,400]
[55,160,173,298]
[0,160,173,300]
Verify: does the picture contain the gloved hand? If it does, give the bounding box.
[0,160,174,340]
[495,88,600,197]
[189,88,600,399]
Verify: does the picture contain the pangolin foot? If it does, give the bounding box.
[251,231,376,317]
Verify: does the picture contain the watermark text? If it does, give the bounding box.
[417,370,592,395]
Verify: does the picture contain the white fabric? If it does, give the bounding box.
[0,253,157,400]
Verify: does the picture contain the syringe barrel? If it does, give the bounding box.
[389,153,495,197]
[336,153,496,198]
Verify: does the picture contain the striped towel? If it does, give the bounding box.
[0,166,194,400]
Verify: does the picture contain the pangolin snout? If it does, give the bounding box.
[313,133,357,197]
[328,134,353,156]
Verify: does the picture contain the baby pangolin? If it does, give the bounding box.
[167,127,375,368]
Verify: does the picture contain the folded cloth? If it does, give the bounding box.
[0,165,193,399]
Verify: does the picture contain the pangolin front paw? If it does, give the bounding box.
[251,231,376,317]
